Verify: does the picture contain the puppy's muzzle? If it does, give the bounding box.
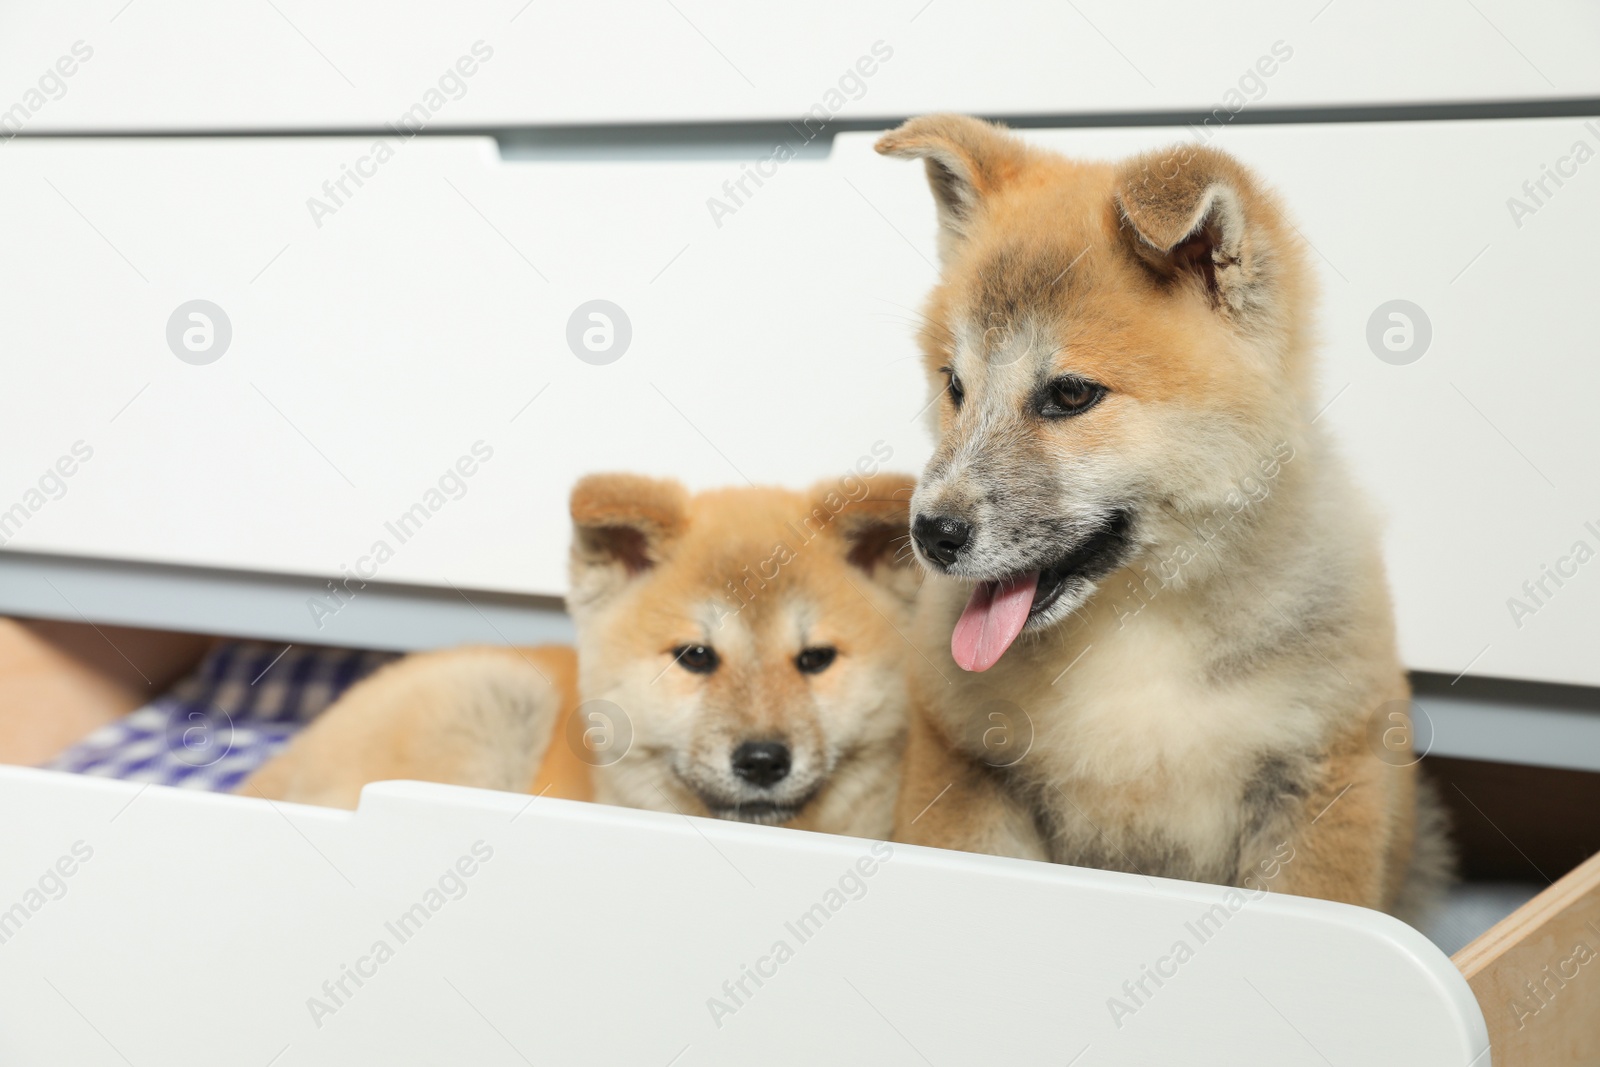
[693,736,820,824]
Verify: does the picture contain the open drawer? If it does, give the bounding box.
[0,767,1494,1065]
[9,756,1600,1063]
[2,624,1597,1064]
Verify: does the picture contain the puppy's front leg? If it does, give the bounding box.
[1238,725,1411,912]
[893,707,1049,861]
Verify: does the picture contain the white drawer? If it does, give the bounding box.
[1,1,1594,133]
[0,767,1487,1064]
[2,118,1597,687]
[0,134,933,595]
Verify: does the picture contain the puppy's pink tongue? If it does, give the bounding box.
[951,571,1039,672]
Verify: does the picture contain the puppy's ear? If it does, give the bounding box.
[1114,145,1288,320]
[875,114,1030,258]
[568,474,688,611]
[817,473,921,605]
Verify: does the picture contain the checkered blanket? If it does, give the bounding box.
[45,640,397,793]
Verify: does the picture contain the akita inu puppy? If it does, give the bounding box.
[245,473,916,840]
[876,115,1448,916]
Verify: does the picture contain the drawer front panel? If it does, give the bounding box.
[0,769,1491,1065]
[1,118,1596,686]
[1,1,1594,133]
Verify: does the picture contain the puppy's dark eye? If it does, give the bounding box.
[795,647,837,674]
[672,644,719,674]
[1040,376,1106,418]
[940,366,965,410]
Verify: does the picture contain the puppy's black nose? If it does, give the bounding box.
[913,514,972,567]
[731,741,791,788]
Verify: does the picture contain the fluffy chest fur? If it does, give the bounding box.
[914,570,1333,882]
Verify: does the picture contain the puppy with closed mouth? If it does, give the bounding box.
[877,115,1449,917]
[569,472,916,835]
[245,473,917,840]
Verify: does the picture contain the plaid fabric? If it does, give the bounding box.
[45,640,398,793]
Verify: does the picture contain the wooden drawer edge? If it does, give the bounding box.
[1454,850,1600,1063]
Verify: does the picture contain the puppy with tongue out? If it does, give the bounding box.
[873,114,1445,920]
